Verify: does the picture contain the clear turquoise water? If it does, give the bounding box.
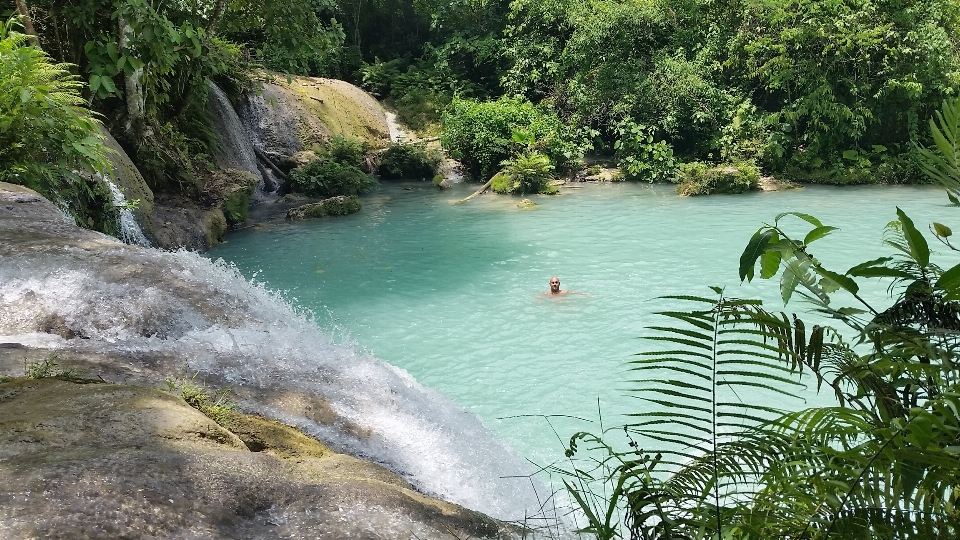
[209,182,957,467]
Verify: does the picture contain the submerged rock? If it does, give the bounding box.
[286,196,362,220]
[517,199,537,209]
[0,378,512,539]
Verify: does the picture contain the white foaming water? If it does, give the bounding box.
[0,241,548,522]
[106,179,151,247]
[384,111,407,143]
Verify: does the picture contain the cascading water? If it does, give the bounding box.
[384,111,407,143]
[206,80,273,195]
[106,178,151,247]
[0,188,550,524]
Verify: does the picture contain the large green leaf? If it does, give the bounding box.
[740,229,774,281]
[896,208,930,267]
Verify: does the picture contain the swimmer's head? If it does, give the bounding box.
[549,276,560,293]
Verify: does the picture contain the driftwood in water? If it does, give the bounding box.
[454,177,494,205]
[253,147,290,181]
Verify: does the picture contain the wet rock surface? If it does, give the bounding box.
[0,181,546,526]
[0,378,511,540]
[286,196,362,220]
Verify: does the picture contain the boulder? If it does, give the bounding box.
[286,196,362,220]
[517,199,537,209]
[238,74,391,161]
[100,128,156,239]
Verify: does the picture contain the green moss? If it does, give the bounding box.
[517,199,537,209]
[286,196,362,220]
[676,161,760,196]
[222,412,331,457]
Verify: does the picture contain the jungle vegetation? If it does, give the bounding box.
[3,1,960,536]
[5,0,960,206]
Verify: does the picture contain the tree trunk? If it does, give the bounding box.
[119,17,145,138]
[454,178,494,205]
[206,0,229,37]
[14,0,39,44]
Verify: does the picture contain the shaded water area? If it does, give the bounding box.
[210,182,958,472]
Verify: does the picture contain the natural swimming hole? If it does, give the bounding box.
[209,181,956,479]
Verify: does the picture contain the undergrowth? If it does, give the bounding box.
[165,375,237,425]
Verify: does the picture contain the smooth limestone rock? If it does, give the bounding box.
[286,196,362,220]
[0,184,519,538]
[207,80,262,183]
[0,378,510,540]
[239,74,391,163]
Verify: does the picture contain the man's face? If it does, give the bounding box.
[550,278,560,292]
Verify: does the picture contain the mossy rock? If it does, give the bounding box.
[676,162,760,196]
[286,196,362,220]
[222,411,330,458]
[517,199,537,209]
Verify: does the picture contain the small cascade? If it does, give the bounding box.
[384,111,407,143]
[106,178,151,247]
[206,81,271,196]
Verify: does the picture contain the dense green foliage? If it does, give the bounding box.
[334,0,960,185]
[441,96,579,181]
[289,136,377,197]
[289,159,377,198]
[0,18,115,228]
[376,143,442,179]
[675,161,760,196]
[490,151,556,194]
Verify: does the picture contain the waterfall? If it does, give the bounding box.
[106,178,151,247]
[206,81,273,195]
[385,111,407,143]
[0,193,551,523]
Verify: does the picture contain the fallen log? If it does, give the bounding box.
[453,177,494,205]
[253,147,290,181]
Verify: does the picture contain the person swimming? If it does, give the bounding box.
[547,276,566,295]
[539,277,590,299]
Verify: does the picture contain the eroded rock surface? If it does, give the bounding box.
[0,378,511,539]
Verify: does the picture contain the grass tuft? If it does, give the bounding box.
[165,375,237,425]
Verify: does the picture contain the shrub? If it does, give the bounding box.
[441,96,582,181]
[376,144,443,179]
[0,18,112,227]
[491,151,557,195]
[676,161,760,196]
[289,159,378,198]
[324,135,368,168]
[614,120,677,182]
[286,195,361,220]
